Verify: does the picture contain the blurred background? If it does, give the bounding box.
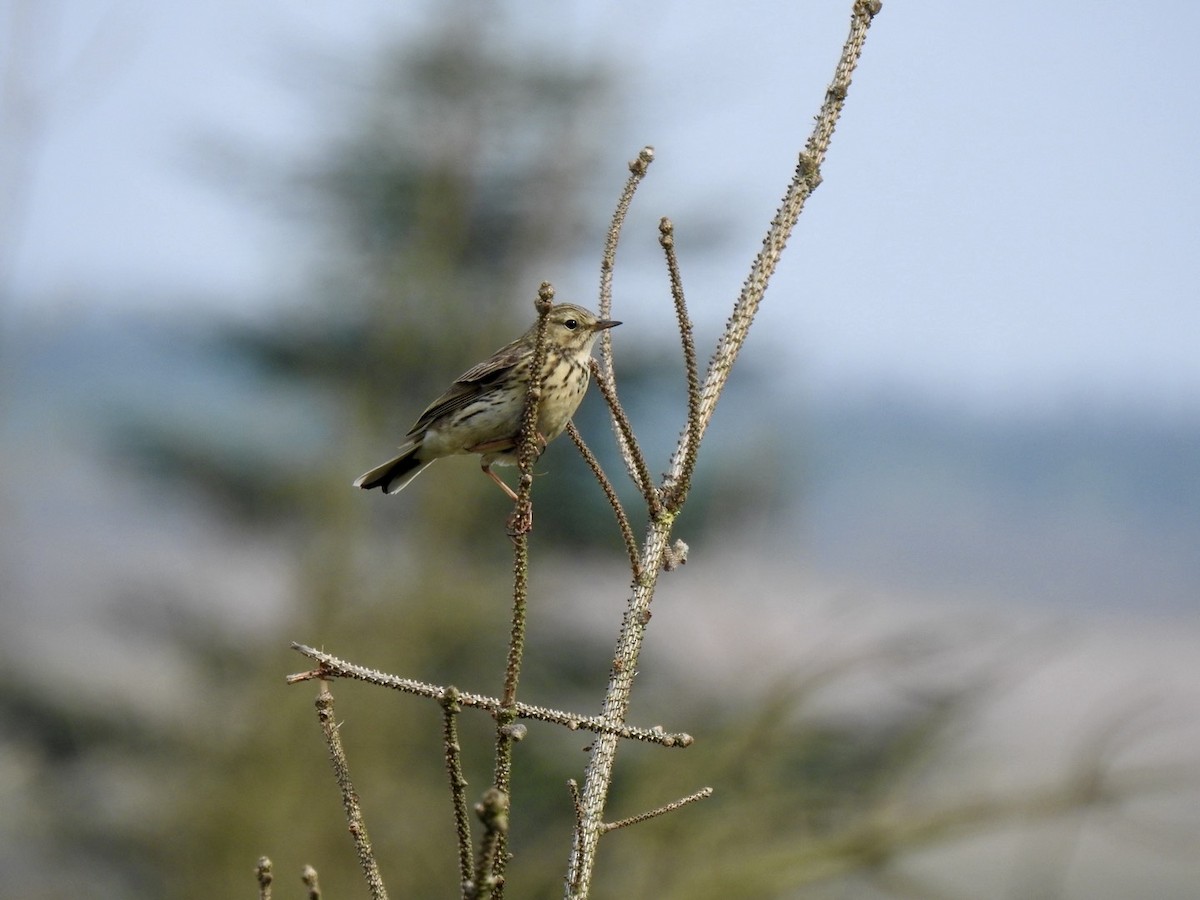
[3,1,1198,897]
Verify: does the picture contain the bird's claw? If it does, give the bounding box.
[506,500,534,538]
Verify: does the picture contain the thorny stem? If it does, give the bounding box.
[565,421,641,575]
[491,282,555,896]
[470,787,510,899]
[600,786,714,834]
[566,511,674,899]
[588,357,661,518]
[596,147,656,501]
[597,145,653,335]
[314,681,389,900]
[693,3,881,457]
[441,687,475,895]
[288,644,695,748]
[566,4,883,897]
[657,217,702,510]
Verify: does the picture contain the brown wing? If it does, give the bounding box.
[406,337,525,436]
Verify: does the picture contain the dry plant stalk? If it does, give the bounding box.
[567,3,882,894]
[441,687,474,892]
[289,643,694,747]
[281,3,884,898]
[314,681,389,900]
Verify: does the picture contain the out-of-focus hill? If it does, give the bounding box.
[794,390,1200,616]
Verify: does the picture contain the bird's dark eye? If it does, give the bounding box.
[564,319,579,330]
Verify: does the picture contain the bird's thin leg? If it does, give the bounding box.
[469,432,549,504]
[482,463,520,501]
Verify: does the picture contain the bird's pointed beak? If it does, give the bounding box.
[595,319,621,331]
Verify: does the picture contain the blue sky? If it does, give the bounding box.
[5,0,1199,411]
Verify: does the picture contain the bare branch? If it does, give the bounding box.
[565,421,641,575]
[506,282,554,538]
[289,644,695,748]
[588,357,661,516]
[657,217,701,510]
[441,687,475,896]
[688,1,881,457]
[468,787,510,900]
[489,282,556,895]
[600,786,714,834]
[313,681,389,900]
[598,145,654,336]
[596,147,658,501]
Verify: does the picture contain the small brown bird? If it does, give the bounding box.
[354,303,620,499]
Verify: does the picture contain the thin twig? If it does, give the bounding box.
[588,357,661,517]
[600,786,714,833]
[688,2,881,455]
[314,681,389,900]
[490,283,555,897]
[596,147,657,501]
[567,781,587,897]
[468,787,509,899]
[506,282,554,540]
[598,146,654,332]
[657,217,701,510]
[289,645,694,747]
[441,687,475,895]
[565,421,641,574]
[255,857,273,900]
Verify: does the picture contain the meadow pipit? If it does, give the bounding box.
[354,303,620,499]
